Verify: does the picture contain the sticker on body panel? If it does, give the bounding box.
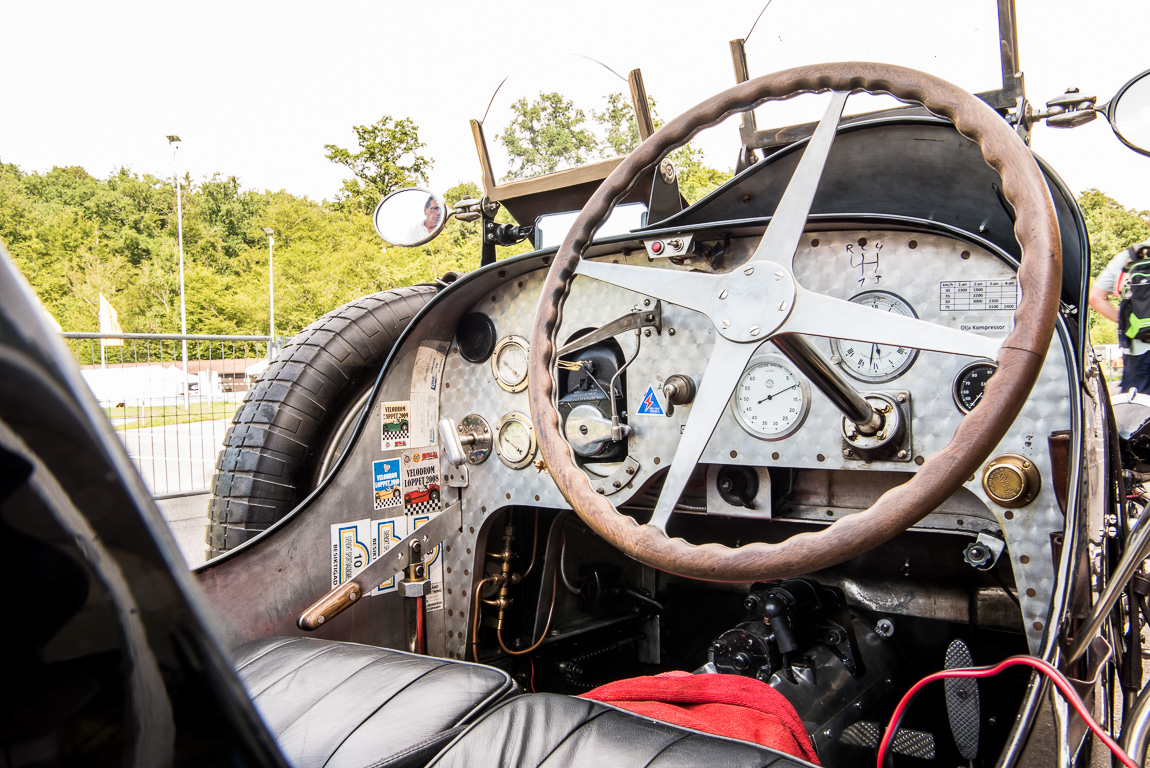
[372,459,402,511]
[412,513,444,611]
[381,402,411,450]
[370,517,403,595]
[637,385,664,415]
[401,448,442,514]
[330,519,372,589]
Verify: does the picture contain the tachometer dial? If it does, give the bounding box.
[732,355,810,440]
[953,361,997,413]
[491,336,529,392]
[495,412,536,469]
[830,291,920,383]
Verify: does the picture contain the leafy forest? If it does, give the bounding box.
[0,92,1147,345]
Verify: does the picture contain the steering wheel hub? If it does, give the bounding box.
[710,260,796,342]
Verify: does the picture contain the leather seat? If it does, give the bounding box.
[234,636,516,768]
[425,694,819,768]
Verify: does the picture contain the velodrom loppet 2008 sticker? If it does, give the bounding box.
[381,401,411,450]
[401,447,442,515]
[372,459,402,512]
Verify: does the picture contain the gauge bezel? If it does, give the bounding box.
[491,335,530,393]
[731,353,811,441]
[829,290,920,383]
[952,360,998,413]
[495,412,537,469]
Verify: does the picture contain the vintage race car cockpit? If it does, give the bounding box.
[6,2,1150,766]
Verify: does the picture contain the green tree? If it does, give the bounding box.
[500,92,597,179]
[1078,188,1150,345]
[593,92,732,203]
[325,116,433,215]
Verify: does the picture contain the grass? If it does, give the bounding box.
[103,402,240,430]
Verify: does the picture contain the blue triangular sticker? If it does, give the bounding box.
[637,386,664,415]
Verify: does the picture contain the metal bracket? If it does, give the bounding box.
[556,302,662,358]
[589,456,641,496]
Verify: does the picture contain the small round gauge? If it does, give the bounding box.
[732,355,811,440]
[830,291,920,383]
[495,412,537,469]
[491,335,529,392]
[457,313,497,363]
[953,361,997,413]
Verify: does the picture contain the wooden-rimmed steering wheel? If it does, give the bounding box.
[527,62,1061,582]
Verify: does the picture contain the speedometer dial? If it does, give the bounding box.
[732,355,810,440]
[830,291,919,383]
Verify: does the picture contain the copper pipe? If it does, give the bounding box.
[521,509,540,579]
[471,577,493,662]
[497,574,558,656]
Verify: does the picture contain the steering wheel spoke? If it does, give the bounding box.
[646,336,759,532]
[574,259,721,315]
[788,286,1002,360]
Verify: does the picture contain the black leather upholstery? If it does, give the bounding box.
[425,694,819,768]
[234,637,516,768]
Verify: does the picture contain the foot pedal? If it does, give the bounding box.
[944,639,980,760]
[841,721,936,759]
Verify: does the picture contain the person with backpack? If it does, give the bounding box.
[1090,240,1150,392]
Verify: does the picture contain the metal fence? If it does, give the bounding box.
[63,332,280,498]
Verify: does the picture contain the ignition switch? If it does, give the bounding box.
[716,466,758,510]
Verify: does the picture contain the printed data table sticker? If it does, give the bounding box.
[370,517,403,595]
[411,342,448,394]
[380,401,411,450]
[401,447,442,515]
[372,459,402,512]
[409,391,440,449]
[412,513,445,611]
[330,519,372,589]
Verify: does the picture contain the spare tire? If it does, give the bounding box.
[205,284,439,558]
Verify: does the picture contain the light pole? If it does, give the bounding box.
[167,135,189,409]
[262,227,275,359]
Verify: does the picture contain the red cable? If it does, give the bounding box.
[877,655,1137,768]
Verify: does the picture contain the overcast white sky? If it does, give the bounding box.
[1,0,1148,213]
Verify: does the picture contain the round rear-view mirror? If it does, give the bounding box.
[373,188,446,247]
[1107,69,1150,157]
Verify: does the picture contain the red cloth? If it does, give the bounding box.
[580,671,819,765]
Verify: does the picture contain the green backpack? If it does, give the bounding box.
[1121,248,1150,342]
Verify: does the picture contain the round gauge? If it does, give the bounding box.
[732,355,811,440]
[495,412,537,469]
[953,361,998,413]
[491,336,529,392]
[830,291,920,383]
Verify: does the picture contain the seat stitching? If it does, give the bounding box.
[641,732,691,768]
[234,636,298,672]
[319,660,452,767]
[247,642,342,699]
[535,705,612,767]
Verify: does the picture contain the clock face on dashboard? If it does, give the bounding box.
[830,290,920,383]
[732,355,811,440]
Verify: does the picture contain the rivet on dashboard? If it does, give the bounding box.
[750,326,761,336]
[778,302,787,311]
[596,487,605,494]
[668,329,676,336]
[719,290,729,300]
[775,271,784,281]
[744,266,755,276]
[721,320,731,329]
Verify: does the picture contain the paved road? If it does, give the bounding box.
[118,418,231,496]
[114,417,232,569]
